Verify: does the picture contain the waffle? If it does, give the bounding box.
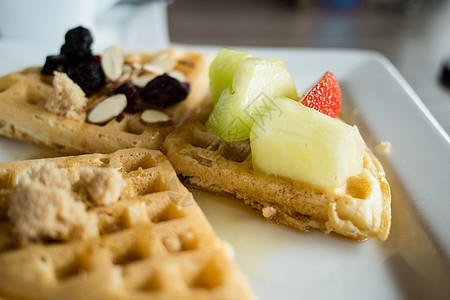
[162,105,392,241]
[0,148,255,300]
[0,48,212,155]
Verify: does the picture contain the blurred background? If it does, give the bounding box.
[0,0,449,134]
[168,0,450,134]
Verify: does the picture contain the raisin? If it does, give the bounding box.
[64,60,105,92]
[41,54,68,75]
[115,82,141,113]
[92,55,101,63]
[115,81,138,99]
[124,102,141,114]
[64,26,93,47]
[40,26,106,92]
[140,74,190,108]
[60,26,93,63]
[61,44,92,63]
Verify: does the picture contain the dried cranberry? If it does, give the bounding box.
[140,74,190,108]
[124,102,140,114]
[92,55,101,63]
[41,54,68,75]
[40,26,106,92]
[60,26,93,63]
[61,44,92,63]
[115,82,141,113]
[64,26,93,47]
[115,81,138,99]
[63,60,105,92]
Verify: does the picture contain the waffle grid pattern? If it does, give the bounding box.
[0,149,254,300]
[162,109,391,241]
[0,49,211,155]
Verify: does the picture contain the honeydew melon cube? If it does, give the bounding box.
[250,97,365,188]
[209,48,253,105]
[206,57,297,142]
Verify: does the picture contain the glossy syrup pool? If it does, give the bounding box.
[191,189,384,290]
[0,136,61,162]
[1,136,449,299]
[191,171,450,299]
[193,188,301,279]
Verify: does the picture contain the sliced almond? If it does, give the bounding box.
[150,52,177,72]
[122,64,133,77]
[131,62,143,70]
[132,73,157,88]
[140,109,172,126]
[101,45,124,82]
[142,63,165,75]
[84,95,107,112]
[87,94,127,124]
[105,62,133,86]
[128,65,143,84]
[145,52,177,73]
[167,70,187,83]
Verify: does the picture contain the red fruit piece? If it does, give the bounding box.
[300,71,341,118]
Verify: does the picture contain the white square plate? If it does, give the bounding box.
[1,42,450,299]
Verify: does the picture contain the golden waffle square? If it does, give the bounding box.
[0,49,212,155]
[0,148,255,300]
[162,106,392,241]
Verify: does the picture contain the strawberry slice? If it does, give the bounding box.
[300,71,341,118]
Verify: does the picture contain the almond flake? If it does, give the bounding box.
[146,52,177,73]
[140,109,172,126]
[101,45,124,82]
[167,70,187,83]
[122,64,133,76]
[131,62,143,70]
[132,73,157,88]
[142,63,165,75]
[87,94,127,124]
[84,95,107,112]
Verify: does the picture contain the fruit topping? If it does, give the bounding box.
[63,59,105,92]
[206,53,297,142]
[250,97,365,189]
[41,26,105,93]
[140,74,190,108]
[87,94,127,124]
[60,26,93,63]
[140,109,173,126]
[114,82,140,114]
[41,26,192,120]
[209,48,253,105]
[300,71,341,118]
[41,55,68,75]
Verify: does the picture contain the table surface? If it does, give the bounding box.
[167,0,450,137]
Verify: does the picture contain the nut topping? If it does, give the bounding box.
[142,63,166,75]
[87,94,127,124]
[132,73,157,88]
[167,70,187,83]
[140,109,172,126]
[148,51,177,72]
[101,45,124,81]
